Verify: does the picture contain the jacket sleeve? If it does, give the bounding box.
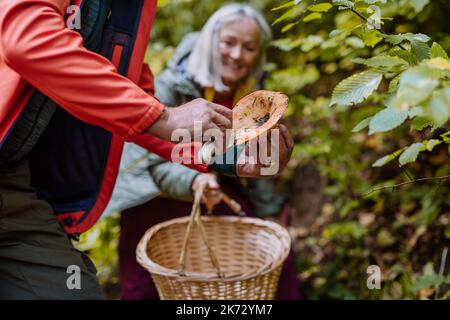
[139,63,156,96]
[0,1,163,142]
[147,154,199,202]
[246,179,286,217]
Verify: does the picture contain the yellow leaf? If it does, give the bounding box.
[308,3,332,12]
[363,29,383,48]
[303,12,322,22]
[427,57,450,70]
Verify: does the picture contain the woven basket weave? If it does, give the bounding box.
[136,215,291,300]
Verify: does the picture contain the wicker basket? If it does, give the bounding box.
[136,198,291,300]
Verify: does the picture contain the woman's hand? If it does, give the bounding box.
[237,124,294,178]
[192,173,222,210]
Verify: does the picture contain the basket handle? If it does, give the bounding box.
[178,182,225,278]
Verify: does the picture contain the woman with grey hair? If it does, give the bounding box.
[186,3,272,92]
[114,3,301,300]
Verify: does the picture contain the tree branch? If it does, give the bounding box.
[350,8,408,51]
[363,175,450,196]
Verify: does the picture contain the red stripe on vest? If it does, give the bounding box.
[61,0,159,235]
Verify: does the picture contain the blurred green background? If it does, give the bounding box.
[75,0,450,300]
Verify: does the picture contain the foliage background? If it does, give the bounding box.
[76,0,450,300]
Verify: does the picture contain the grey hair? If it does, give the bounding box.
[186,3,272,93]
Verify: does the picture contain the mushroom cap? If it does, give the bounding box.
[232,90,288,145]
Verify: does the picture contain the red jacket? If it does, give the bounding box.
[0,0,207,236]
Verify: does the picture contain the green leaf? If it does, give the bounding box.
[353,55,409,71]
[352,116,373,132]
[425,139,442,151]
[412,117,433,131]
[409,0,429,13]
[330,70,382,107]
[346,36,365,48]
[363,0,388,4]
[301,35,323,51]
[270,38,302,51]
[362,29,383,47]
[412,274,446,292]
[273,7,299,25]
[412,40,431,61]
[445,222,450,239]
[399,142,423,166]
[303,12,322,22]
[309,3,333,12]
[391,66,439,109]
[281,22,298,32]
[353,1,369,12]
[428,87,450,127]
[384,33,430,45]
[373,155,392,167]
[329,29,346,37]
[323,222,367,240]
[272,1,296,11]
[267,65,320,94]
[390,49,418,65]
[369,108,409,134]
[339,199,359,218]
[377,228,396,247]
[426,57,450,73]
[430,42,449,60]
[332,0,354,8]
[388,75,401,94]
[408,106,423,119]
[372,148,404,167]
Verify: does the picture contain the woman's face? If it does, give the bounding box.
[218,17,261,89]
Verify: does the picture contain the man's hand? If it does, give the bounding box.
[146,99,232,141]
[237,124,294,178]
